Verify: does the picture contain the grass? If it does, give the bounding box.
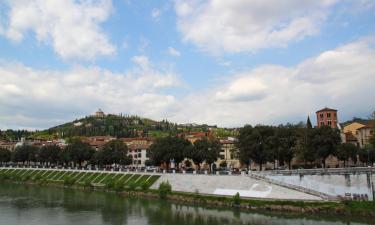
[0,168,160,191]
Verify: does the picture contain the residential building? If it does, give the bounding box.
[316,107,338,128]
[357,126,374,148]
[0,141,16,151]
[122,137,154,168]
[84,136,115,150]
[178,132,210,143]
[217,138,240,169]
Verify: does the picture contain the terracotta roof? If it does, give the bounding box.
[316,107,337,113]
[128,144,150,150]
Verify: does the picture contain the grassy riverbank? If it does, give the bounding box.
[1,168,374,218]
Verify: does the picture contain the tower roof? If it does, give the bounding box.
[316,107,337,113]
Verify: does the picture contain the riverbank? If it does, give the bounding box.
[1,168,374,218]
[2,179,375,218]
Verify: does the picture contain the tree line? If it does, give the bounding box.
[0,138,132,168]
[236,124,375,170]
[1,123,374,170]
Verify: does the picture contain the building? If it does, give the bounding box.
[316,107,338,128]
[95,108,105,118]
[128,144,150,168]
[178,132,210,143]
[84,136,115,150]
[357,126,374,148]
[121,137,154,168]
[342,122,366,146]
[0,141,16,151]
[217,138,240,169]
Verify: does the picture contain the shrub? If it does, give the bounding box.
[125,182,137,191]
[106,179,115,190]
[141,182,149,191]
[83,180,93,189]
[158,181,172,199]
[63,176,77,186]
[113,180,124,192]
[233,192,241,206]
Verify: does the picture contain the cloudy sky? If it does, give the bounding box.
[0,0,374,130]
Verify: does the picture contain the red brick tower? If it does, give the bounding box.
[316,107,338,128]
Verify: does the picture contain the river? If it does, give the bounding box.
[0,183,373,225]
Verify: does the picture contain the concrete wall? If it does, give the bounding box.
[265,173,375,200]
[150,173,321,200]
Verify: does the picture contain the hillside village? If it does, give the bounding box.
[0,108,374,171]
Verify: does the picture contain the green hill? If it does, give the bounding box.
[30,114,217,140]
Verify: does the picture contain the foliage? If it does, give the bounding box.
[38,145,60,165]
[337,143,358,166]
[63,176,77,186]
[158,181,172,199]
[0,148,11,163]
[12,144,39,164]
[232,192,241,206]
[149,137,193,169]
[94,140,132,166]
[311,126,341,168]
[64,138,95,167]
[237,125,275,170]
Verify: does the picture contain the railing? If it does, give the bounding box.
[248,173,338,200]
[257,167,375,176]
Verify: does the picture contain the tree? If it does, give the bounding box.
[65,138,94,167]
[97,139,132,166]
[149,136,192,170]
[190,140,205,170]
[277,126,297,170]
[337,143,358,167]
[311,126,341,168]
[12,144,38,165]
[39,145,61,166]
[203,139,221,171]
[0,148,11,164]
[237,125,274,171]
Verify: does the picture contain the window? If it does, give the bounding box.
[220,155,225,160]
[138,153,141,158]
[328,120,332,126]
[320,121,324,126]
[327,113,331,118]
[320,113,324,118]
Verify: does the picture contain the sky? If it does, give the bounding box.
[0,0,374,130]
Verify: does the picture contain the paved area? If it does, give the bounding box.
[151,174,322,200]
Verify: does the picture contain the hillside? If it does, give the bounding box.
[30,114,217,140]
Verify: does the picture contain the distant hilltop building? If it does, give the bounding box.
[95,108,105,118]
[316,107,338,128]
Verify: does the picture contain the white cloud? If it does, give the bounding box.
[167,47,181,57]
[175,0,338,53]
[169,37,375,127]
[1,38,375,129]
[151,8,161,19]
[0,56,182,129]
[1,0,115,60]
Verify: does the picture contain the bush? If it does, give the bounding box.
[83,180,93,189]
[125,182,137,191]
[141,182,149,191]
[63,176,77,186]
[113,180,124,192]
[158,181,172,199]
[233,192,241,206]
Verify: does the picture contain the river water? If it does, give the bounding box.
[0,183,373,225]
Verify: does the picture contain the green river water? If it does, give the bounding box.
[0,183,373,225]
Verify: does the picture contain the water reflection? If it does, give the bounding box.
[0,183,373,225]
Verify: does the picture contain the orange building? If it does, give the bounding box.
[316,107,338,128]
